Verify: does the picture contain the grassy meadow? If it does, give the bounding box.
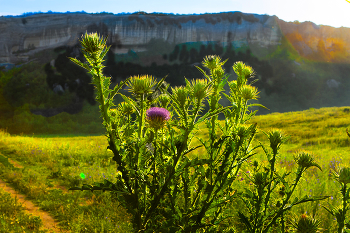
[1,106,350,232]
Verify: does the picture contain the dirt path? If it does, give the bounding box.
[0,158,69,232]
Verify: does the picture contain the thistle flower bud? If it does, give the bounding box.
[232,61,254,79]
[202,55,221,70]
[109,108,118,118]
[157,94,171,108]
[126,75,156,96]
[80,33,107,54]
[290,214,321,233]
[146,107,171,130]
[189,79,212,100]
[212,67,225,81]
[265,129,285,152]
[228,80,237,90]
[294,151,321,171]
[253,172,268,187]
[242,66,255,80]
[338,167,350,184]
[241,85,259,101]
[118,102,134,115]
[171,86,189,107]
[237,125,248,139]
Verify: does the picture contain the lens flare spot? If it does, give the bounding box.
[80,173,86,179]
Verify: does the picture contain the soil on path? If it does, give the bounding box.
[0,158,69,233]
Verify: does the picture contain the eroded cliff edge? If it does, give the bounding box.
[0,12,284,64]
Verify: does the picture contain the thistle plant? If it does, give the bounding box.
[69,33,269,232]
[288,214,322,233]
[237,130,328,233]
[323,129,350,233]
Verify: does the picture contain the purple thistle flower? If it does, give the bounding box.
[146,107,171,130]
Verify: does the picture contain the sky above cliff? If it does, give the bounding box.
[1,0,350,28]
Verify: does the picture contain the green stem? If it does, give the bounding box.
[90,53,134,197]
[241,100,247,124]
[263,169,304,233]
[264,150,277,217]
[138,94,145,139]
[235,96,242,125]
[209,72,219,185]
[255,192,265,233]
[88,52,134,206]
[194,130,255,226]
[143,129,191,228]
[153,129,158,185]
[339,183,347,233]
[135,94,146,231]
[92,55,109,125]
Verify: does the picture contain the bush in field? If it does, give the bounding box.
[68,33,328,232]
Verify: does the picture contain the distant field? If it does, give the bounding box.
[0,106,350,232]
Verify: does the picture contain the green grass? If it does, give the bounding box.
[0,106,350,232]
[0,132,133,232]
[0,188,45,233]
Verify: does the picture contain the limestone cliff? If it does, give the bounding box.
[2,11,350,66]
[0,12,284,64]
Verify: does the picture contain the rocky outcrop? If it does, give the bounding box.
[1,12,350,64]
[277,20,350,60]
[0,12,284,63]
[2,12,350,65]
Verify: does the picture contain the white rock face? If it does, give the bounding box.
[1,12,349,64]
[0,12,284,63]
